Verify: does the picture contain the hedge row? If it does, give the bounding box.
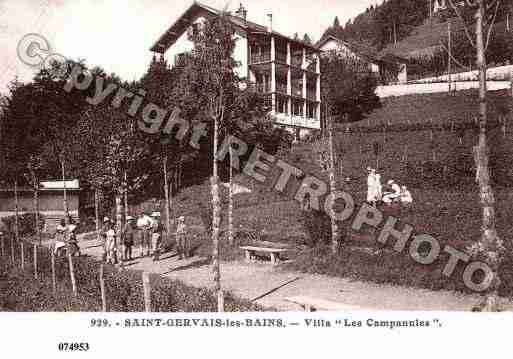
[0,235,264,312]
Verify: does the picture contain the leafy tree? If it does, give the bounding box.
[172,13,239,312]
[320,51,381,123]
[169,11,290,310]
[319,50,381,253]
[333,16,341,28]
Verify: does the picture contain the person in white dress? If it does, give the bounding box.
[400,185,413,205]
[375,172,383,202]
[367,168,377,205]
[104,222,117,264]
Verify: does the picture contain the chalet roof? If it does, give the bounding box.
[316,35,382,64]
[0,180,81,193]
[150,1,319,53]
[40,180,80,190]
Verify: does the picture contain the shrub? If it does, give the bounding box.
[0,244,265,312]
[300,209,331,247]
[1,213,44,237]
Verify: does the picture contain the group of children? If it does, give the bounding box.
[100,211,189,264]
[54,217,80,257]
[366,167,413,207]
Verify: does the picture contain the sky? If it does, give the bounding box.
[0,0,380,95]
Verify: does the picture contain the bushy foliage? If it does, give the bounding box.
[0,244,263,312]
[321,51,381,123]
[300,209,332,247]
[1,213,44,237]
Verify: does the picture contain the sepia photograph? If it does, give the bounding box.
[0,0,512,356]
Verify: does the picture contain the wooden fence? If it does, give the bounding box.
[0,233,153,312]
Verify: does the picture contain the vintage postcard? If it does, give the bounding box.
[0,0,512,357]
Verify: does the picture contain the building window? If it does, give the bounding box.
[292,100,304,116]
[307,102,316,119]
[276,95,288,114]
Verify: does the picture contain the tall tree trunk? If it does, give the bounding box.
[393,21,397,44]
[115,192,123,266]
[178,157,183,191]
[14,179,19,262]
[448,21,452,93]
[211,108,224,312]
[68,251,77,296]
[30,169,41,245]
[163,155,171,239]
[124,171,129,223]
[474,0,503,312]
[61,159,69,224]
[34,184,41,245]
[228,145,234,246]
[327,117,340,254]
[170,171,175,228]
[95,188,100,241]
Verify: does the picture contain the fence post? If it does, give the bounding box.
[358,129,363,155]
[20,241,25,270]
[142,271,151,312]
[100,264,107,312]
[51,250,56,294]
[0,233,4,258]
[33,244,38,280]
[68,252,77,297]
[510,68,513,98]
[10,234,14,264]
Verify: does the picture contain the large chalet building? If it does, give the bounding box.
[150,2,322,139]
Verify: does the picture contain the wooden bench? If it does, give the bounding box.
[240,246,288,265]
[285,295,362,312]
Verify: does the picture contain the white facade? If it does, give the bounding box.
[152,3,322,137]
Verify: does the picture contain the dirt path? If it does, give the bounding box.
[78,233,513,311]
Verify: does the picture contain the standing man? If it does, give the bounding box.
[136,211,153,258]
[176,216,187,260]
[150,212,163,262]
[122,216,136,261]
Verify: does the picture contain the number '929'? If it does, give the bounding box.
[58,343,90,352]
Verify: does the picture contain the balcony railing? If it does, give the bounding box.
[276,52,287,63]
[276,83,287,95]
[272,112,320,130]
[250,52,271,64]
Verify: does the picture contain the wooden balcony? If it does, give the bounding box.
[250,52,271,64]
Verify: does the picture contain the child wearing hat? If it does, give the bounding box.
[122,216,136,261]
[176,216,188,260]
[150,212,163,261]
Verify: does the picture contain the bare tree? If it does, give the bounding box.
[448,0,504,311]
